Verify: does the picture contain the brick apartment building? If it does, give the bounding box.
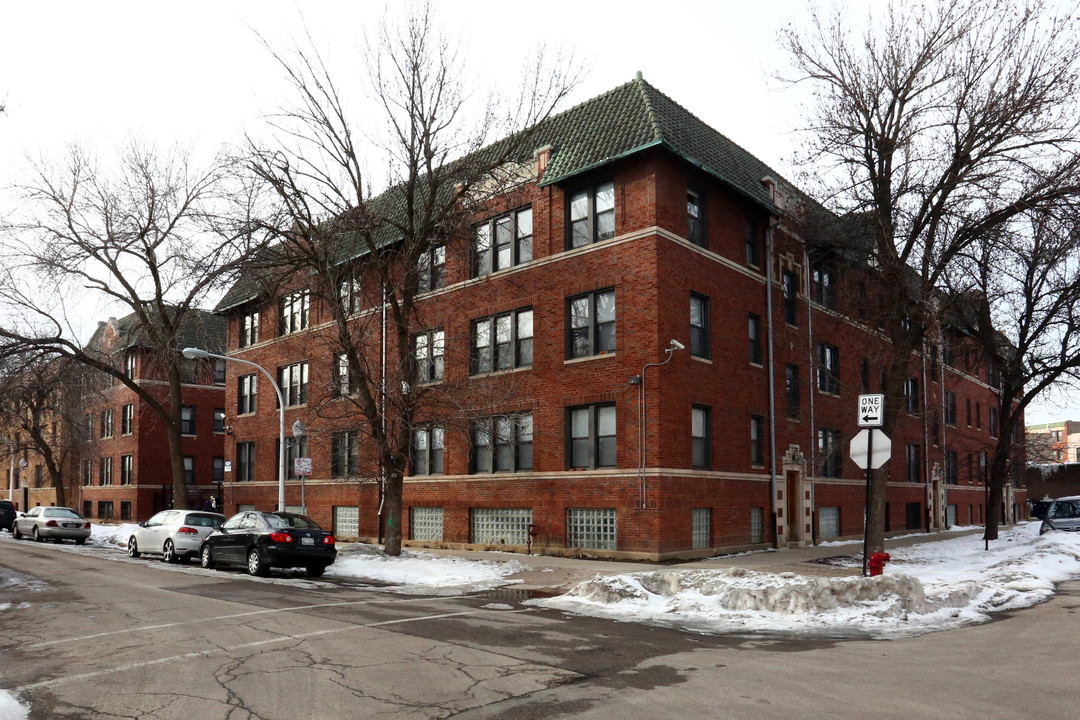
[214,76,1023,559]
[79,311,227,522]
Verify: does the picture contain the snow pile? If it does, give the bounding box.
[326,543,526,594]
[532,523,1080,638]
[0,691,29,720]
[89,523,139,548]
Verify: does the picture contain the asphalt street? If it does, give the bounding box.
[0,536,1074,719]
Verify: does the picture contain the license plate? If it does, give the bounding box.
[63,523,76,528]
[301,536,314,545]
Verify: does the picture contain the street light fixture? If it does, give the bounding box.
[182,347,287,512]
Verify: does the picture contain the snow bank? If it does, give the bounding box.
[532,523,1080,638]
[0,690,29,720]
[89,523,139,548]
[325,543,525,594]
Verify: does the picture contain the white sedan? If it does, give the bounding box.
[12,506,92,544]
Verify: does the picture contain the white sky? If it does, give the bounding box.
[0,0,1071,422]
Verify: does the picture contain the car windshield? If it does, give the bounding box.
[183,514,223,528]
[43,508,81,519]
[265,514,321,530]
[1050,500,1080,519]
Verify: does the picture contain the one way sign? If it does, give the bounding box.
[858,394,884,428]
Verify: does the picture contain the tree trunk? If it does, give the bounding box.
[383,468,404,556]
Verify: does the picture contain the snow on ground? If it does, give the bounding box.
[88,522,139,548]
[0,690,29,720]
[529,522,1080,638]
[326,542,526,595]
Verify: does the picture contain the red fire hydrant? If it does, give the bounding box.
[867,552,891,577]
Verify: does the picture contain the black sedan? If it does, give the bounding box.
[199,511,336,577]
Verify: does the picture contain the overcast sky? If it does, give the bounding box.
[0,1,1071,422]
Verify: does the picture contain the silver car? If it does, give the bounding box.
[128,510,225,563]
[12,506,91,544]
[1039,496,1080,534]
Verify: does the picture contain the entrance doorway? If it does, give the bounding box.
[786,471,800,542]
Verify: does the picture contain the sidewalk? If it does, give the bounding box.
[420,527,988,593]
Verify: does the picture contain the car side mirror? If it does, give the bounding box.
[138,521,147,527]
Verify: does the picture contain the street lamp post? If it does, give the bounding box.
[292,419,305,514]
[182,347,287,513]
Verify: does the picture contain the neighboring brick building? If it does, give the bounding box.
[214,77,1023,559]
[1026,420,1080,464]
[79,311,227,522]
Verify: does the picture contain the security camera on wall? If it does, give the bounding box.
[669,339,685,350]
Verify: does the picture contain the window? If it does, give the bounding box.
[817,343,840,394]
[687,188,705,247]
[471,308,533,374]
[213,457,224,483]
[471,508,533,545]
[331,431,360,478]
[213,408,226,433]
[966,398,972,426]
[124,352,136,378]
[473,207,533,276]
[236,442,255,482]
[751,415,765,466]
[568,181,615,248]
[239,311,259,347]
[410,506,444,541]
[33,465,42,487]
[411,425,444,476]
[692,508,711,549]
[692,406,710,469]
[417,244,445,292]
[181,405,196,435]
[121,501,132,522]
[82,459,93,486]
[567,404,616,469]
[786,365,800,420]
[184,456,195,484]
[819,507,841,539]
[750,507,763,544]
[566,508,617,550]
[413,330,445,383]
[987,362,1000,388]
[98,501,114,521]
[690,293,709,358]
[338,275,362,316]
[818,427,842,477]
[944,391,957,426]
[100,456,113,486]
[932,420,940,447]
[237,373,257,415]
[782,270,798,325]
[812,261,835,309]
[121,455,133,485]
[100,409,113,439]
[745,219,760,267]
[861,359,870,393]
[945,450,958,485]
[472,414,533,473]
[906,444,920,483]
[976,402,982,429]
[749,314,762,364]
[277,362,309,406]
[334,353,353,397]
[278,290,310,335]
[214,360,226,385]
[275,437,309,480]
[904,376,919,412]
[929,345,939,377]
[989,407,999,438]
[567,289,616,358]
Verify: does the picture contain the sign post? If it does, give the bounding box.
[854,394,887,576]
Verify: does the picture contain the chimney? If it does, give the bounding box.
[534,145,554,179]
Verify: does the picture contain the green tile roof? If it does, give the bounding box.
[85,308,226,355]
[216,76,796,313]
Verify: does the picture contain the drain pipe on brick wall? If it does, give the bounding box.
[377,284,388,536]
[765,215,780,548]
[634,339,684,509]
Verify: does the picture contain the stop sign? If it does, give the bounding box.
[850,429,891,469]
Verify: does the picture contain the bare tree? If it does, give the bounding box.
[949,208,1080,537]
[781,0,1080,552]
[0,141,261,508]
[241,2,580,554]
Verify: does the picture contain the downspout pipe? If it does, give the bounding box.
[635,340,684,509]
[766,216,781,548]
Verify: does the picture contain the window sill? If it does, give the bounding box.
[691,355,712,364]
[749,361,764,368]
[181,434,197,439]
[470,365,532,379]
[564,352,616,365]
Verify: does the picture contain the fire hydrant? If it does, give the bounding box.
[867,552,891,577]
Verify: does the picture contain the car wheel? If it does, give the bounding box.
[306,564,326,578]
[247,548,269,577]
[162,539,177,563]
[11,525,21,540]
[75,538,86,546]
[127,536,141,558]
[200,545,215,569]
[32,526,42,542]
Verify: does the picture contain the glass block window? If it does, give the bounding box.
[819,506,840,539]
[285,505,305,515]
[750,507,763,544]
[238,504,256,512]
[334,506,359,538]
[410,506,444,542]
[566,508,617,550]
[946,504,957,529]
[471,508,533,545]
[691,508,711,550]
